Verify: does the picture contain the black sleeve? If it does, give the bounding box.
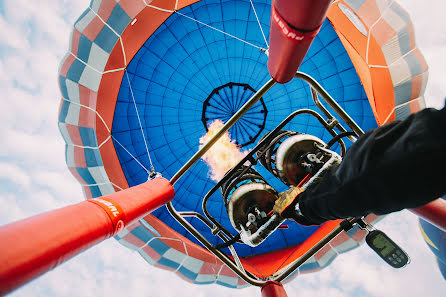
[298,103,446,225]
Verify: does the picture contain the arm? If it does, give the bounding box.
[298,104,446,225]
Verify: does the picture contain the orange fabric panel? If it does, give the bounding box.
[327,2,368,59]
[336,32,376,116]
[96,70,128,189]
[328,2,395,126]
[366,32,388,66]
[370,66,395,125]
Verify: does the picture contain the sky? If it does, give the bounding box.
[0,0,445,296]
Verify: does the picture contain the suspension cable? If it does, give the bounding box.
[175,11,267,52]
[249,0,269,48]
[125,69,156,176]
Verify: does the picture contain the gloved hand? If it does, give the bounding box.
[273,187,319,226]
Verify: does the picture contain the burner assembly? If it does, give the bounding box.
[220,129,342,247]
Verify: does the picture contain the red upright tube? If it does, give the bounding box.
[0,177,174,295]
[267,0,332,83]
[410,198,446,232]
[261,281,288,297]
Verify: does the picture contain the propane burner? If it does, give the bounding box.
[221,166,278,234]
[257,130,327,186]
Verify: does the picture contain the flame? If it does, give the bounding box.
[199,120,249,182]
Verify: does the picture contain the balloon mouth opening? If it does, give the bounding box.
[201,82,268,148]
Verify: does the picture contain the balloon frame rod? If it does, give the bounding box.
[296,72,365,137]
[167,72,368,286]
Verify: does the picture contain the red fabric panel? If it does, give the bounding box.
[73,146,87,167]
[83,16,104,41]
[60,55,75,77]
[65,124,83,146]
[70,29,81,56]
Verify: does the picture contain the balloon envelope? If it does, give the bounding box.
[58,0,428,287]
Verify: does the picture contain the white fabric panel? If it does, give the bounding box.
[65,102,81,126]
[389,58,411,85]
[180,256,205,274]
[382,36,403,66]
[79,65,102,92]
[75,10,96,32]
[88,166,110,184]
[88,43,110,73]
[66,79,80,103]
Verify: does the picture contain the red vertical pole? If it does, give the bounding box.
[0,177,175,295]
[410,198,446,232]
[267,0,332,83]
[261,281,288,297]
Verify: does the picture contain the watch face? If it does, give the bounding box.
[370,232,395,256]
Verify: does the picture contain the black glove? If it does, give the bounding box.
[273,187,321,226]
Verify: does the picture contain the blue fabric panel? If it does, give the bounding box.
[158,257,181,270]
[398,26,411,55]
[404,52,423,77]
[84,148,103,167]
[107,4,131,35]
[95,25,119,53]
[77,34,93,63]
[394,80,412,105]
[78,126,98,147]
[131,225,156,243]
[89,185,102,198]
[178,266,199,280]
[345,0,366,11]
[390,2,410,23]
[59,76,69,99]
[148,238,171,255]
[300,261,321,272]
[67,59,86,83]
[76,167,96,184]
[59,100,70,123]
[111,0,377,258]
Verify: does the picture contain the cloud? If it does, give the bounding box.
[1,0,446,296]
[401,0,446,109]
[0,162,31,188]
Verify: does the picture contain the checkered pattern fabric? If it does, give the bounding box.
[115,213,381,288]
[58,0,137,198]
[344,0,428,120]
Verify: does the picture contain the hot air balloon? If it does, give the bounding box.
[54,0,431,289]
